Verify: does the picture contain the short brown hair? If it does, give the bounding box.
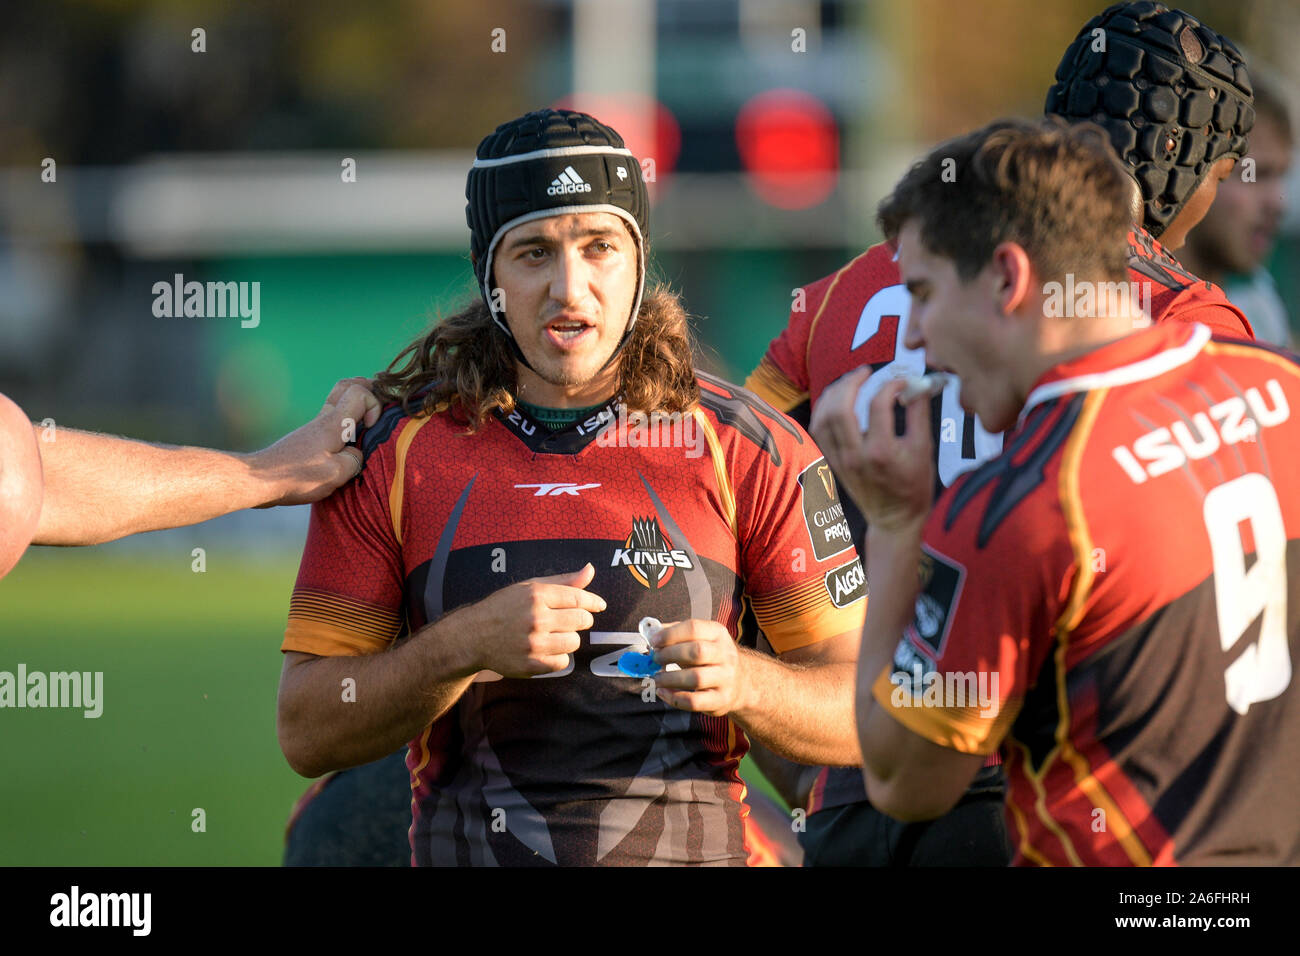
[878,118,1132,285]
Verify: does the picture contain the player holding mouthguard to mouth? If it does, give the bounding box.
[742,0,1256,867]
[814,114,1300,866]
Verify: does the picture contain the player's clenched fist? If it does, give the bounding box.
[649,619,751,717]
[453,563,607,679]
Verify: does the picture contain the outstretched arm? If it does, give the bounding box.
[32,378,381,546]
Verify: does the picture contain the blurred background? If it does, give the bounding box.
[2,0,1298,865]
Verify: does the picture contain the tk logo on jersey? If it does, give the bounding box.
[612,517,693,589]
[515,482,601,497]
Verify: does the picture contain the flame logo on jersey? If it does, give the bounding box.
[611,517,693,589]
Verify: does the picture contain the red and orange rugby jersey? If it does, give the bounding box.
[282,373,865,866]
[747,228,1253,420]
[744,229,1256,815]
[873,322,1300,865]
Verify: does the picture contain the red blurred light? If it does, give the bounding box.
[736,89,839,209]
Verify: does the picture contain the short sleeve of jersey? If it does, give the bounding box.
[281,423,407,658]
[712,388,866,655]
[743,270,840,412]
[869,474,1075,755]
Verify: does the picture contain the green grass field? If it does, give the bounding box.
[1,548,307,865]
[0,547,783,865]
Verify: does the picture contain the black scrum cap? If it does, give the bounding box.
[466,109,649,359]
[1046,2,1253,238]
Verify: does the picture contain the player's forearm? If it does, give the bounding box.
[732,651,860,766]
[32,428,286,545]
[277,621,476,777]
[855,523,925,785]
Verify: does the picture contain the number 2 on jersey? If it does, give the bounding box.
[851,284,1002,485]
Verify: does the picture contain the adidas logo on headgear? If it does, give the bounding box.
[547,166,593,196]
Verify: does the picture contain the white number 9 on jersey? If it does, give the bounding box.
[1204,472,1292,714]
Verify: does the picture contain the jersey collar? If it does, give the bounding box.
[495,394,621,454]
[1019,322,1211,426]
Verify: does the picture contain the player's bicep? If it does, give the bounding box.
[280,650,323,677]
[276,651,324,738]
[778,628,859,666]
[277,650,333,701]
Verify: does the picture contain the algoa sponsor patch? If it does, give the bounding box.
[611,516,693,589]
[824,558,867,608]
[904,545,965,660]
[798,458,854,561]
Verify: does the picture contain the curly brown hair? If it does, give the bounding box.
[372,283,702,429]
